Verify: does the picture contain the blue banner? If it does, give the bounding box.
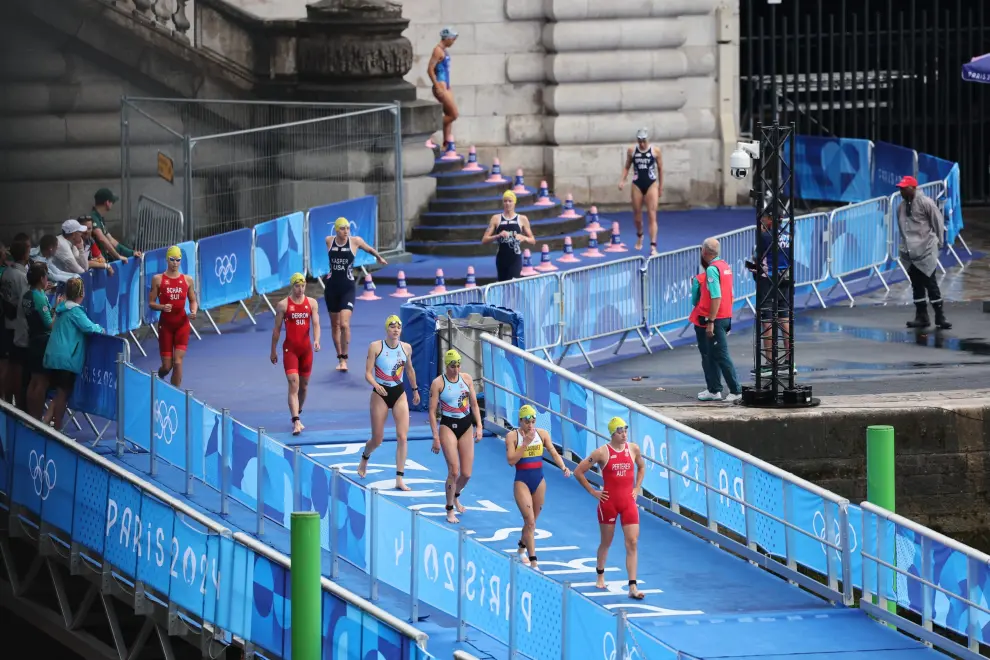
[81,258,143,335]
[123,365,152,451]
[373,495,413,593]
[415,515,460,615]
[872,142,917,198]
[68,334,126,421]
[563,589,618,660]
[197,228,253,311]
[307,196,379,276]
[153,379,188,470]
[918,154,964,245]
[461,537,509,639]
[334,474,369,571]
[143,241,196,325]
[255,212,305,296]
[791,135,873,203]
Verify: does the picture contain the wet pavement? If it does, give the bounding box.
[586,224,990,405]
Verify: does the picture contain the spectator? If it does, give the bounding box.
[43,277,103,430]
[689,237,741,402]
[23,262,57,420]
[89,188,143,263]
[896,175,952,330]
[51,220,89,276]
[78,216,113,275]
[30,234,74,286]
[12,233,30,248]
[0,240,31,409]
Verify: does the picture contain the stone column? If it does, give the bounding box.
[507,0,725,207]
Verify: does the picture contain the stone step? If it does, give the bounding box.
[410,213,587,243]
[0,112,136,148]
[418,200,567,227]
[428,187,538,212]
[431,155,466,174]
[435,179,513,199]
[406,228,595,258]
[429,167,491,187]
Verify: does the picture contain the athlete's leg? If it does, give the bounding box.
[438,424,461,523]
[338,308,353,371]
[439,90,459,146]
[298,375,310,420]
[171,348,187,388]
[157,324,174,378]
[393,393,412,491]
[358,391,388,478]
[645,182,660,254]
[596,523,617,589]
[286,373,303,435]
[631,186,645,250]
[453,425,475,512]
[329,311,343,368]
[513,481,535,562]
[527,479,546,570]
[622,522,645,599]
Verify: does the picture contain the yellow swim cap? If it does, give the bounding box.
[334,217,350,231]
[502,190,517,204]
[518,404,537,420]
[166,245,182,259]
[290,272,306,286]
[608,417,628,435]
[385,314,401,329]
[444,349,461,366]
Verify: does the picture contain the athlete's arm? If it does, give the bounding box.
[517,216,537,245]
[352,236,387,265]
[632,443,646,496]
[618,147,634,189]
[308,296,321,351]
[427,45,443,86]
[461,373,485,440]
[573,447,607,499]
[148,274,166,312]
[185,275,198,319]
[481,214,503,244]
[428,377,442,436]
[365,342,381,389]
[654,145,664,195]
[402,341,421,405]
[505,431,527,466]
[539,429,571,477]
[270,299,287,364]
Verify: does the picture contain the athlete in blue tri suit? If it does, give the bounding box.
[746,191,794,377]
[505,404,570,571]
[358,315,420,491]
[428,27,459,152]
[323,216,387,372]
[618,128,664,255]
[428,349,483,524]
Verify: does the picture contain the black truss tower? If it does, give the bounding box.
[740,121,818,408]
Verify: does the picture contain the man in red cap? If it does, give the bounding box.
[896,175,951,330]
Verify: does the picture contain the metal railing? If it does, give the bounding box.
[132,194,184,253]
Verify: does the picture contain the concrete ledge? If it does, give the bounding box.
[649,390,990,542]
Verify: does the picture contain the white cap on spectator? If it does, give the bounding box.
[61,219,86,234]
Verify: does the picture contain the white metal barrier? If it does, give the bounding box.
[827,196,892,305]
[407,286,486,307]
[643,245,701,349]
[718,224,758,313]
[793,212,832,308]
[484,272,562,359]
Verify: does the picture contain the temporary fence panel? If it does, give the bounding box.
[792,213,831,308]
[408,287,487,308]
[306,196,380,277]
[828,196,891,304]
[643,245,702,349]
[132,195,185,253]
[717,225,758,308]
[196,227,256,333]
[252,211,306,302]
[484,273,561,357]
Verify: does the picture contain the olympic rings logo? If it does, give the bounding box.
[602,631,640,660]
[215,254,237,285]
[29,449,56,500]
[154,399,179,445]
[813,510,858,558]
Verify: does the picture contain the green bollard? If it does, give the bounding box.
[866,425,897,617]
[291,511,322,660]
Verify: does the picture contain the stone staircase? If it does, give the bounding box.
[406,153,593,258]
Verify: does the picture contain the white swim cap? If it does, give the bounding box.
[440,27,458,40]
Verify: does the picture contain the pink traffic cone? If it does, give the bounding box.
[390,270,414,297]
[465,265,477,288]
[534,244,559,272]
[560,194,580,218]
[585,205,605,233]
[430,269,447,294]
[512,169,527,194]
[534,181,553,206]
[441,137,459,161]
[520,249,538,276]
[605,221,628,253]
[583,233,605,258]
[462,146,483,172]
[558,236,581,263]
[357,274,382,300]
[486,158,506,183]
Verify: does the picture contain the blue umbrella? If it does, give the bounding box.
[962,54,990,83]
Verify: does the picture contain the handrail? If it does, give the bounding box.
[860,501,990,566]
[231,533,430,648]
[479,332,849,505]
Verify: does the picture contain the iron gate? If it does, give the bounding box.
[740,0,990,204]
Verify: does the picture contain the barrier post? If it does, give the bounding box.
[616,609,627,658]
[256,427,266,535]
[370,487,380,601]
[508,556,518,656]
[184,389,194,495]
[220,408,231,515]
[290,511,322,660]
[457,528,466,642]
[561,581,570,660]
[115,353,125,458]
[410,510,420,623]
[293,447,302,512]
[149,375,158,476]
[330,467,340,579]
[867,425,897,615]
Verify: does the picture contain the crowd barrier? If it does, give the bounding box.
[409,172,963,366]
[0,401,431,660]
[480,333,990,659]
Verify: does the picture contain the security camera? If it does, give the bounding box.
[729,140,761,180]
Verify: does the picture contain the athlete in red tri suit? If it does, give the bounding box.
[149,245,198,387]
[270,273,321,436]
[574,416,647,600]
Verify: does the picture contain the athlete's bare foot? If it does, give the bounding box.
[595,571,607,590]
[454,496,466,513]
[357,455,369,478]
[446,507,459,524]
[650,243,659,256]
[340,358,348,372]
[292,419,304,436]
[634,234,644,251]
[518,550,529,566]
[394,476,412,492]
[628,583,645,600]
[335,361,344,371]
[530,560,540,571]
